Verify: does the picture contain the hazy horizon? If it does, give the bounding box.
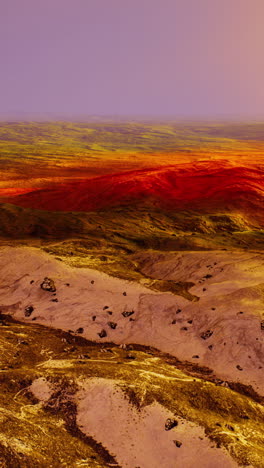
[1,112,264,123]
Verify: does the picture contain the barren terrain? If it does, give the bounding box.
[0,121,263,467]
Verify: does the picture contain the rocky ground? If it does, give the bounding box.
[0,121,263,467]
[0,246,263,467]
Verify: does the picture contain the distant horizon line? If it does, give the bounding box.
[1,112,264,123]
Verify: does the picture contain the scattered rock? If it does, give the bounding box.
[260,320,264,330]
[91,280,95,284]
[219,381,229,388]
[51,298,58,302]
[107,311,113,315]
[176,309,182,314]
[63,346,76,353]
[172,319,177,324]
[122,310,135,318]
[201,330,213,340]
[187,319,193,324]
[108,322,117,330]
[123,292,127,296]
[30,280,34,284]
[236,365,243,371]
[192,355,199,359]
[103,306,109,310]
[98,329,107,338]
[125,354,136,360]
[208,345,213,350]
[173,440,182,448]
[78,354,90,359]
[92,315,96,321]
[226,424,235,432]
[214,379,224,386]
[181,327,188,331]
[24,305,34,317]
[65,283,70,286]
[40,277,56,292]
[204,274,212,279]
[203,288,206,291]
[76,327,84,334]
[165,418,178,431]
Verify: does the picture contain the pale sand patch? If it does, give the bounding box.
[76,378,238,468]
[0,246,263,393]
[30,377,53,401]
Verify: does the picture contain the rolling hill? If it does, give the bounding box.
[2,161,264,227]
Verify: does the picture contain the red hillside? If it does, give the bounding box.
[2,161,264,225]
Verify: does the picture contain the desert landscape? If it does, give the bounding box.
[0,121,263,467]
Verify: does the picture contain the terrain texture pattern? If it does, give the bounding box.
[0,121,263,468]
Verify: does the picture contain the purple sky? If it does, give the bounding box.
[1,0,264,117]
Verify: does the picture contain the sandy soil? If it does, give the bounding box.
[76,378,240,468]
[0,246,263,394]
[30,376,239,468]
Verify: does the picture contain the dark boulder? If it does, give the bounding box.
[173,440,182,448]
[165,418,178,431]
[24,305,34,317]
[108,322,117,330]
[122,310,135,318]
[201,330,213,340]
[98,329,107,338]
[40,277,56,292]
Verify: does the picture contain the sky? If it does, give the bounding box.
[1,0,264,118]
